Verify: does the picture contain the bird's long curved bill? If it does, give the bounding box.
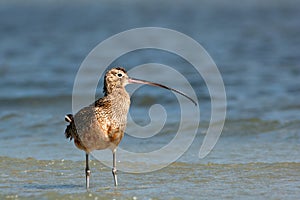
[128,78,197,106]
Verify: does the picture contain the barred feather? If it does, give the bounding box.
[64,114,75,140]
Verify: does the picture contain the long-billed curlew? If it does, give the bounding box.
[64,67,196,189]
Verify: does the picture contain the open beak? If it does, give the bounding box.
[128,77,197,106]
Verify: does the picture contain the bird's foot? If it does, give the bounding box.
[86,169,91,189]
[112,168,118,186]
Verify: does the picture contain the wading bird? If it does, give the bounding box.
[64,67,196,189]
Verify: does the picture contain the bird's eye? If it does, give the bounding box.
[117,73,123,77]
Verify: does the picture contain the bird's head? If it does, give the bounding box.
[103,67,129,96]
[103,67,197,105]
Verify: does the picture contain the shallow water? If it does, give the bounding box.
[1,0,300,199]
[1,157,299,199]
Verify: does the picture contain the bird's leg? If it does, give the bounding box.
[85,153,91,189]
[112,149,118,186]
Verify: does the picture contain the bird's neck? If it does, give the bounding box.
[108,88,131,124]
[109,88,130,103]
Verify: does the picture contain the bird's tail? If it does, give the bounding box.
[64,114,74,140]
[65,114,73,123]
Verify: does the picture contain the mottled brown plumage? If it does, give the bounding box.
[65,75,130,152]
[64,67,197,189]
[65,67,130,188]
